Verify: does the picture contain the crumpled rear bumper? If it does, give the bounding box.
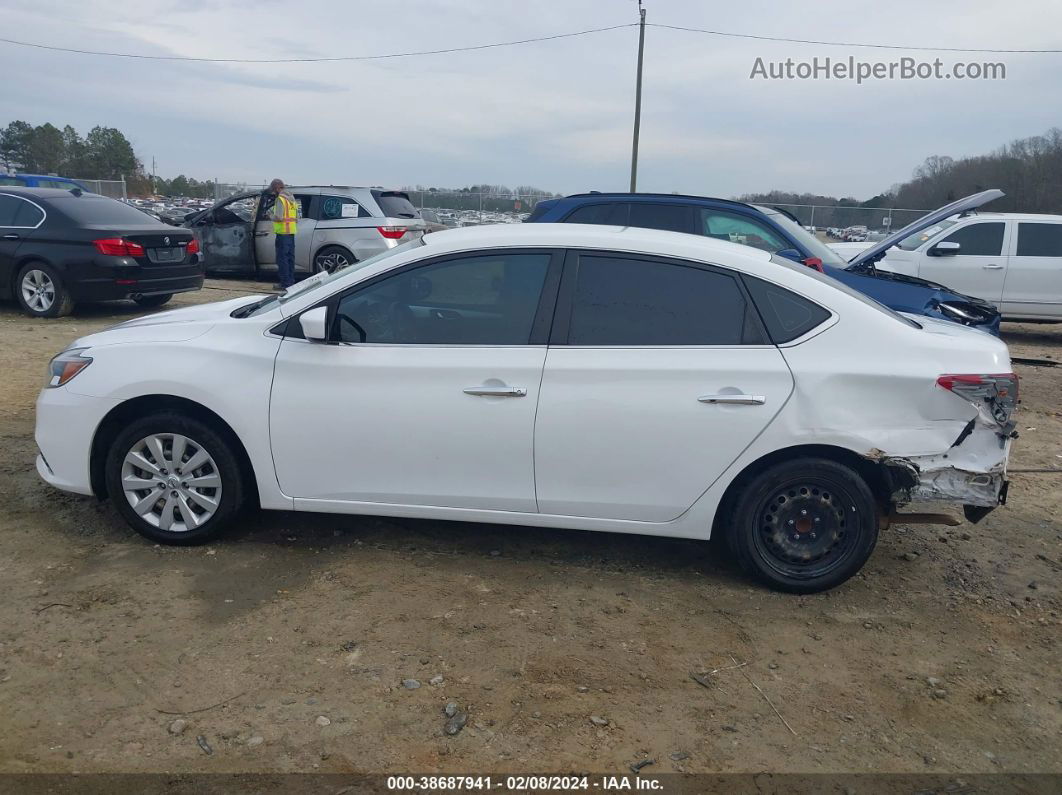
[873,399,1014,520]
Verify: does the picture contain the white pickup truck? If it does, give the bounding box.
[830,190,1062,322]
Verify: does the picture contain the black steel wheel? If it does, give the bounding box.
[726,458,878,593]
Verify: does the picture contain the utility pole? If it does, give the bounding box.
[629,0,646,192]
[151,156,157,196]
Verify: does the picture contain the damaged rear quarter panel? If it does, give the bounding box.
[772,321,1012,508]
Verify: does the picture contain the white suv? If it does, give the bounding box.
[838,190,1062,321]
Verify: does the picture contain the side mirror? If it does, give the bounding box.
[299,306,330,342]
[775,248,803,263]
[930,241,961,256]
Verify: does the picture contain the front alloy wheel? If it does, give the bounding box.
[121,433,223,532]
[106,413,245,544]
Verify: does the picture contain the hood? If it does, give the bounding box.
[846,189,1004,271]
[70,295,262,348]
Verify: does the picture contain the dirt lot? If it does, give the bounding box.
[0,283,1059,776]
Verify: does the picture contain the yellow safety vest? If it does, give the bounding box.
[273,194,298,235]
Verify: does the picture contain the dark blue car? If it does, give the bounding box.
[526,192,1001,334]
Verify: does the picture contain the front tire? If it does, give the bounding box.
[16,262,74,318]
[105,413,246,545]
[726,458,879,593]
[134,293,173,308]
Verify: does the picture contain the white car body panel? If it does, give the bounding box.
[34,224,1015,544]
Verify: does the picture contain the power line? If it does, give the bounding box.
[0,24,637,63]
[648,22,1062,54]
[2,21,1060,64]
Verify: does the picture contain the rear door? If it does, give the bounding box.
[533,250,793,522]
[916,220,1008,303]
[1002,221,1062,318]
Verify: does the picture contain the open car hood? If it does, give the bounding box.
[846,189,1004,271]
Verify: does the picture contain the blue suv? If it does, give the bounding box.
[526,192,1001,334]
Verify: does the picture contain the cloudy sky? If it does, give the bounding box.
[3,0,1061,199]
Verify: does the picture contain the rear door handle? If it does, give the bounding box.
[464,386,527,397]
[982,264,1004,270]
[699,394,766,405]
[2,233,18,240]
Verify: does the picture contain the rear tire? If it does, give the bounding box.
[105,412,246,545]
[313,245,354,274]
[133,293,173,308]
[15,262,74,318]
[725,458,878,593]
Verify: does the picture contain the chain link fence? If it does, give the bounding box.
[768,203,932,238]
[72,178,127,199]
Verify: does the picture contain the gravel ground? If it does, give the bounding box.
[0,283,1058,775]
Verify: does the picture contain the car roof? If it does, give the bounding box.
[0,186,90,198]
[562,192,763,211]
[420,221,774,262]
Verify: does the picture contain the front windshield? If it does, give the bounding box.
[896,219,957,251]
[757,208,847,267]
[245,238,426,317]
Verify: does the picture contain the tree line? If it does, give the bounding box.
[739,126,1062,229]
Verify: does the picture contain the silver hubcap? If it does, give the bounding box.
[316,251,349,273]
[121,433,222,532]
[21,269,55,312]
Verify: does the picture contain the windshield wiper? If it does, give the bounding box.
[231,295,276,318]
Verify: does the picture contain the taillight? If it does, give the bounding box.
[185,238,200,255]
[93,238,145,257]
[801,257,824,272]
[937,373,1018,425]
[377,226,407,240]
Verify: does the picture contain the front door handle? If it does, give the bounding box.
[982,264,1004,270]
[699,394,766,405]
[464,386,527,397]
[255,231,271,237]
[2,233,18,240]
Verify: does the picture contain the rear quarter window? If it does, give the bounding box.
[743,273,832,343]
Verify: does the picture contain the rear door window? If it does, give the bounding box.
[317,195,366,221]
[941,222,1005,256]
[1016,223,1062,256]
[626,203,694,234]
[565,254,764,345]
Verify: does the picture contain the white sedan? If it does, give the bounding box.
[35,224,1017,592]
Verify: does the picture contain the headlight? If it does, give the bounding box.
[47,348,93,388]
[938,302,988,324]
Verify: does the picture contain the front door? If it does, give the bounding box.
[193,196,254,275]
[534,251,793,522]
[269,249,560,511]
[1001,221,1062,318]
[917,220,1008,303]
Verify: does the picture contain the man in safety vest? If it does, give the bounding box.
[267,178,298,289]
